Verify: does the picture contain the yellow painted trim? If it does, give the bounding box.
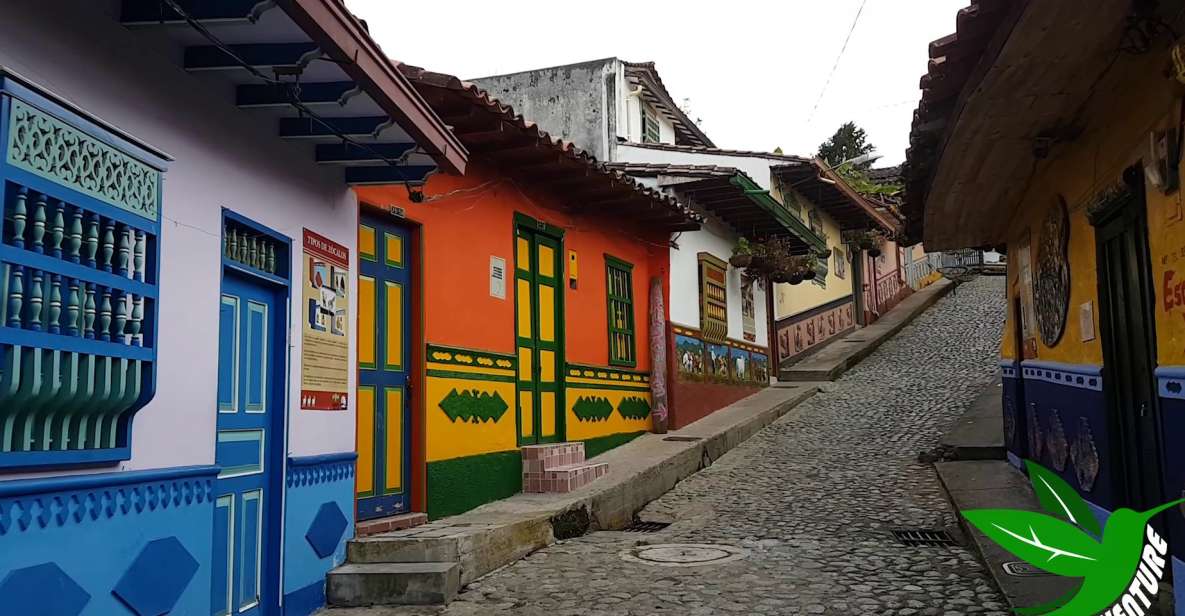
[538,284,556,343]
[358,275,376,368]
[516,278,532,338]
[355,385,376,495]
[384,232,404,268]
[520,390,535,439]
[516,236,531,272]
[385,387,403,492]
[424,361,515,378]
[539,350,556,383]
[384,281,404,370]
[359,225,377,261]
[539,391,557,437]
[538,243,555,278]
[565,376,650,389]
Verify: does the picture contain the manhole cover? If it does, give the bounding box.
[621,544,749,567]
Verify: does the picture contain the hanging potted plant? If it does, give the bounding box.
[801,254,821,281]
[730,237,754,268]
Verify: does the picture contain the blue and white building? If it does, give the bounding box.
[0,1,466,614]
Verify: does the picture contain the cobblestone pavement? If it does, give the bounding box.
[363,276,1009,616]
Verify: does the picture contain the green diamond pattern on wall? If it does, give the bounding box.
[617,397,651,420]
[573,396,614,422]
[439,389,509,424]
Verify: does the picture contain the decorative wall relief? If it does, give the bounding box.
[617,397,651,421]
[438,389,509,423]
[1070,417,1100,492]
[1034,198,1070,347]
[572,396,614,422]
[675,334,706,381]
[1046,410,1068,472]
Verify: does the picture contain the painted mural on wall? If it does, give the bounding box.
[1034,198,1070,347]
[775,300,856,365]
[671,325,769,386]
[301,229,350,410]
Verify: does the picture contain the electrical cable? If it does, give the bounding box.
[159,0,428,188]
[807,0,869,123]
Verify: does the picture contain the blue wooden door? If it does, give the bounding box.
[356,216,411,520]
[213,272,282,616]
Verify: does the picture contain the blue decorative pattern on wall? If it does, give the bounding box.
[999,360,1017,379]
[1156,366,1185,400]
[287,452,356,488]
[306,501,349,559]
[1018,361,1114,510]
[0,465,217,615]
[285,453,355,616]
[0,465,216,535]
[1020,360,1102,391]
[112,537,199,616]
[0,562,90,616]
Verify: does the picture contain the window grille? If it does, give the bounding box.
[605,256,635,367]
[698,253,728,343]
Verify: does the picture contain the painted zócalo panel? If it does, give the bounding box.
[775,299,856,366]
[671,324,770,386]
[564,363,653,442]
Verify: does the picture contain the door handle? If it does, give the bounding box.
[1139,402,1148,418]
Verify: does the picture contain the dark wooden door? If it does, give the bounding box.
[1095,171,1164,510]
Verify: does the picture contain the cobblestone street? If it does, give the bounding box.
[358,276,1009,616]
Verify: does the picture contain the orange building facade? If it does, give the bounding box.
[350,67,699,520]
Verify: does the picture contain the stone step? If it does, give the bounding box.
[520,442,585,471]
[347,534,460,564]
[524,461,608,493]
[355,512,428,538]
[326,562,460,606]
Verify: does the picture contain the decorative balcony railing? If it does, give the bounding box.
[0,77,164,469]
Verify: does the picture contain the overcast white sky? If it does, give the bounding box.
[345,0,967,166]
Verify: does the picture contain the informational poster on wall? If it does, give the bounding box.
[301,228,350,411]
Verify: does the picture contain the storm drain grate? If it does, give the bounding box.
[623,521,671,533]
[891,529,958,547]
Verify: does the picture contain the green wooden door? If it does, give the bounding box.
[514,218,564,445]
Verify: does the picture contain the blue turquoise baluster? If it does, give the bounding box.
[10,188,28,248]
[83,284,96,339]
[133,230,146,282]
[48,275,62,335]
[65,279,80,336]
[84,213,99,267]
[30,193,47,254]
[129,295,143,346]
[250,236,259,269]
[266,244,276,274]
[98,288,112,342]
[27,270,43,331]
[49,201,64,259]
[7,266,24,328]
[117,226,131,277]
[238,232,249,262]
[227,228,237,262]
[100,220,115,272]
[67,206,83,263]
[113,292,127,344]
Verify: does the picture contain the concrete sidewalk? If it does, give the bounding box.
[935,460,1079,612]
[329,382,821,608]
[939,376,1005,460]
[780,278,954,381]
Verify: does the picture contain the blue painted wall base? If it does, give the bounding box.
[283,453,356,616]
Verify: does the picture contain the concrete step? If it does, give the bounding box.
[525,461,608,493]
[347,534,460,564]
[355,512,428,538]
[326,562,460,606]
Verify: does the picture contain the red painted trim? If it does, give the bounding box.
[278,0,468,174]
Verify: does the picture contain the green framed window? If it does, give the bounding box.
[605,255,636,367]
[641,105,661,144]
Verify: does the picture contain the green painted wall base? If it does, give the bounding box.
[427,451,522,520]
[581,431,646,459]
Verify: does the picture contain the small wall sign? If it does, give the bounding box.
[490,256,506,299]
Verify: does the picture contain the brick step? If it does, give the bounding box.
[525,461,608,493]
[326,562,460,606]
[520,442,585,471]
[355,512,428,538]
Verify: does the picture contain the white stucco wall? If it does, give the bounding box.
[1,0,357,477]
[669,217,770,348]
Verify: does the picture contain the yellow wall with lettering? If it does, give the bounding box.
[998,47,1185,367]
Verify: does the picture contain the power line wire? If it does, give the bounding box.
[807,0,869,123]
